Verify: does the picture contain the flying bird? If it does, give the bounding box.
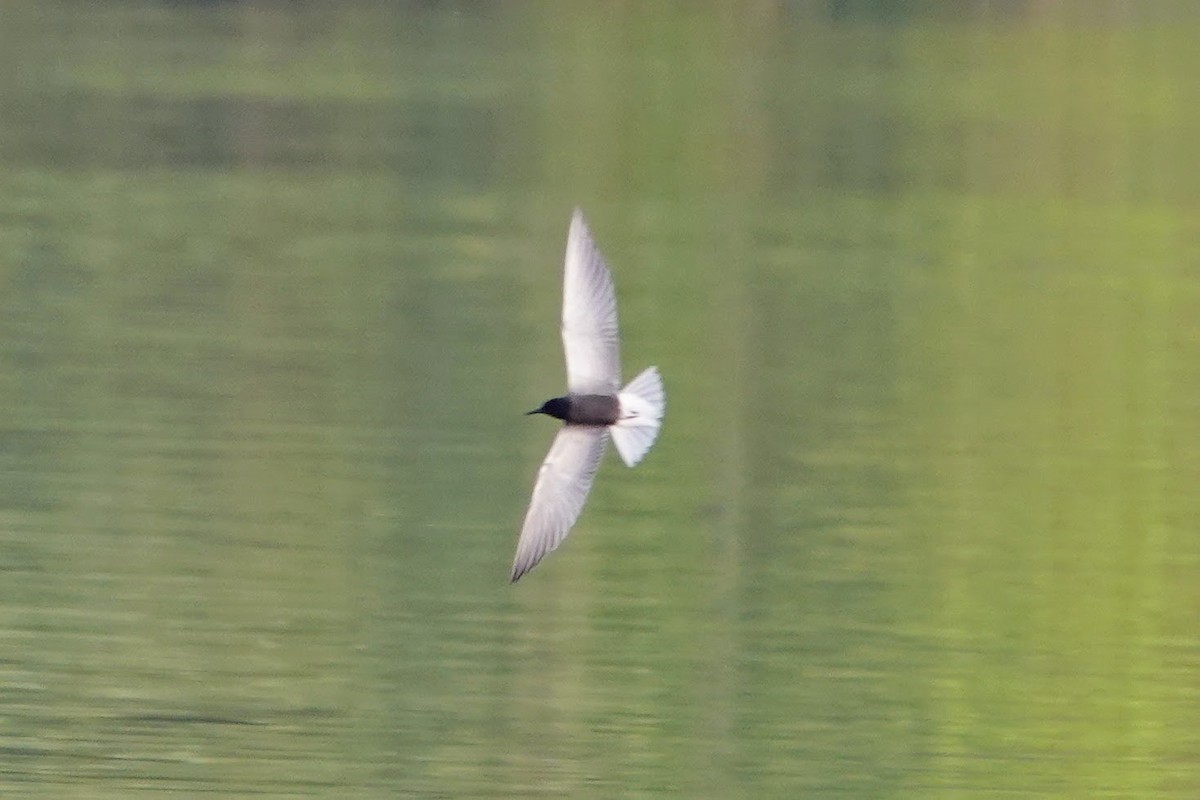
[510,209,665,582]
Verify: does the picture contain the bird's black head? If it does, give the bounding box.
[527,396,570,420]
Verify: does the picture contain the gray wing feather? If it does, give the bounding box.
[562,209,621,395]
[510,426,608,582]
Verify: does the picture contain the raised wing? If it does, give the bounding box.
[510,426,608,582]
[562,209,621,395]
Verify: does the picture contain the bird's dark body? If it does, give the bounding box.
[531,394,619,426]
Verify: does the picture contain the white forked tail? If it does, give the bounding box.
[611,366,665,467]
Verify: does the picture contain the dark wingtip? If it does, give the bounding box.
[511,555,540,583]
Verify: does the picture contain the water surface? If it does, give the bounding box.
[1,3,1198,797]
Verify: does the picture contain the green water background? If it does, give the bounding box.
[1,2,1197,797]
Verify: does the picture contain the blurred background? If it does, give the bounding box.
[1,1,1198,797]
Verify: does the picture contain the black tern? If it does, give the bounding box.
[510,209,665,582]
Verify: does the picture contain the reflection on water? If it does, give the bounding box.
[2,2,1198,797]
